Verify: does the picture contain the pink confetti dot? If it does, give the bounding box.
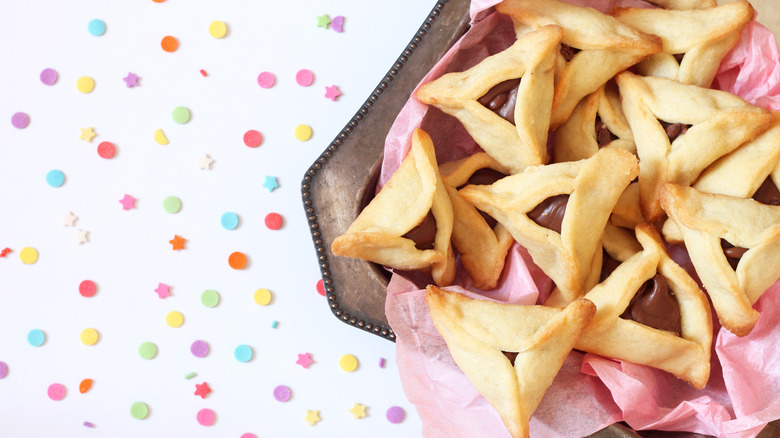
[0,361,8,379]
[257,72,275,88]
[241,434,257,438]
[11,112,29,129]
[265,212,283,230]
[40,68,58,86]
[316,279,325,296]
[48,383,67,401]
[332,16,345,33]
[295,69,314,87]
[273,385,291,402]
[97,141,116,159]
[196,408,216,426]
[191,340,209,358]
[79,280,97,297]
[243,130,262,148]
[386,406,405,423]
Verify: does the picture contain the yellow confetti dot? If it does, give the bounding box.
[339,354,358,372]
[154,129,169,145]
[254,288,272,306]
[80,328,99,346]
[165,311,184,328]
[294,124,312,141]
[208,20,228,39]
[76,76,95,93]
[19,247,38,264]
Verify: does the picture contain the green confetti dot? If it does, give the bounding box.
[130,402,149,419]
[201,289,220,308]
[163,196,182,213]
[172,106,191,124]
[138,342,157,360]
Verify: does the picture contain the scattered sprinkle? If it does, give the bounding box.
[234,345,253,362]
[296,353,313,368]
[316,14,332,29]
[201,290,220,308]
[80,328,99,345]
[339,354,358,372]
[271,320,278,329]
[47,383,66,401]
[0,248,10,258]
[172,106,191,124]
[254,288,272,306]
[243,129,262,148]
[87,19,106,36]
[200,69,207,77]
[221,212,239,230]
[209,21,228,39]
[161,36,178,52]
[130,402,149,420]
[83,422,95,428]
[197,408,216,426]
[264,212,283,230]
[257,72,275,88]
[386,406,405,424]
[154,128,168,145]
[119,194,136,210]
[294,124,312,141]
[262,176,279,192]
[194,382,212,399]
[154,283,171,299]
[228,251,247,270]
[185,372,197,380]
[169,234,186,250]
[79,379,93,393]
[350,403,367,419]
[379,357,386,368]
[0,362,8,379]
[295,69,314,87]
[11,112,29,129]
[79,280,97,297]
[241,434,258,438]
[74,229,89,245]
[46,169,65,187]
[28,329,45,346]
[197,154,214,169]
[191,340,209,358]
[324,85,341,101]
[332,16,345,33]
[162,196,182,213]
[76,76,95,93]
[305,410,320,426]
[165,311,184,328]
[80,127,96,142]
[19,247,38,265]
[40,68,58,86]
[97,141,116,159]
[316,279,325,296]
[138,342,157,360]
[62,212,78,227]
[123,72,139,88]
[273,385,291,402]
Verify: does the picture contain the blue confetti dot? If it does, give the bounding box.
[88,19,106,36]
[46,170,65,187]
[221,212,239,230]
[234,344,253,362]
[27,329,45,347]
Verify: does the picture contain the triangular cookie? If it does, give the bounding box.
[331,129,456,286]
[661,183,780,336]
[416,25,563,174]
[425,285,596,438]
[613,0,754,88]
[496,0,662,130]
[616,71,774,222]
[459,147,639,303]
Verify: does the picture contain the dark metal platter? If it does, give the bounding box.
[300,0,778,436]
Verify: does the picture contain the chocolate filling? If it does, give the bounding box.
[560,43,581,62]
[403,211,437,250]
[595,117,619,147]
[621,274,682,336]
[599,249,622,283]
[478,79,521,124]
[721,239,747,270]
[754,176,780,206]
[503,351,518,365]
[674,53,686,63]
[659,121,691,142]
[461,169,507,229]
[528,195,569,234]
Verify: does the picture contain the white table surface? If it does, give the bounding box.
[0,0,435,436]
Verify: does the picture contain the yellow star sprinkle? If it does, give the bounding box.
[304,410,320,426]
[80,127,96,142]
[349,403,367,419]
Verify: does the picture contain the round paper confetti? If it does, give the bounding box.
[332,16,345,33]
[191,340,209,358]
[264,212,283,230]
[221,212,239,230]
[316,279,325,296]
[19,247,38,264]
[40,68,58,86]
[241,434,258,438]
[165,311,184,328]
[197,408,216,426]
[296,69,314,87]
[0,362,7,379]
[257,72,275,88]
[162,196,182,213]
[294,124,312,141]
[172,106,191,124]
[46,169,65,187]
[386,406,405,424]
[130,402,149,419]
[80,328,99,346]
[208,21,227,38]
[27,329,45,347]
[161,36,178,52]
[79,280,97,297]
[97,141,116,159]
[243,130,262,148]
[88,19,106,36]
[48,383,66,401]
[201,289,220,307]
[234,345,253,362]
[76,76,95,93]
[79,379,93,393]
[228,251,247,270]
[253,288,272,306]
[138,342,157,360]
[154,128,168,145]
[339,354,359,372]
[11,112,29,129]
[273,385,291,402]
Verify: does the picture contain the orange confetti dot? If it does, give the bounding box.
[161,36,178,52]
[152,0,166,2]
[79,379,93,394]
[228,251,247,270]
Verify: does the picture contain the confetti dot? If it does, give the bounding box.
[316,279,325,296]
[79,379,93,393]
[20,247,38,264]
[221,212,239,230]
[257,72,275,88]
[130,402,149,420]
[165,311,184,328]
[296,69,314,87]
[80,328,99,346]
[172,106,191,124]
[11,112,29,129]
[228,251,247,270]
[197,408,216,426]
[76,76,95,93]
[46,169,65,187]
[40,68,58,86]
[48,383,66,401]
[265,212,283,230]
[332,16,345,33]
[208,20,227,38]
[339,354,358,372]
[97,141,116,159]
[200,69,207,77]
[234,345,253,362]
[0,362,8,379]
[88,19,106,36]
[201,290,220,308]
[294,124,312,141]
[154,128,168,145]
[161,36,178,52]
[271,320,278,329]
[185,372,197,379]
[138,342,157,360]
[27,329,45,347]
[241,434,258,438]
[79,280,97,297]
[243,130,262,148]
[379,357,386,368]
[386,406,405,424]
[254,288,272,306]
[191,340,209,358]
[163,196,182,213]
[83,422,95,428]
[273,385,291,402]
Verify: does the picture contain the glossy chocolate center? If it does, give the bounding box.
[560,43,580,62]
[462,169,507,229]
[596,117,618,147]
[528,195,569,234]
[404,211,436,250]
[659,121,691,142]
[478,79,520,124]
[721,239,747,270]
[621,274,682,337]
[754,177,780,206]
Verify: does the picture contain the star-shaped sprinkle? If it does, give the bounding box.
[80,127,96,142]
[154,283,171,299]
[123,72,139,88]
[324,85,341,101]
[74,229,89,244]
[305,410,321,426]
[263,176,279,192]
[197,154,214,170]
[1,248,12,257]
[296,353,313,368]
[169,235,186,250]
[316,14,331,29]
[62,212,78,227]
[350,403,367,419]
[119,194,136,210]
[194,382,212,399]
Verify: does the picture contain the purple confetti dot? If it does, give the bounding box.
[40,68,58,86]
[273,385,291,402]
[386,406,405,424]
[190,340,209,358]
[11,112,29,129]
[379,357,386,368]
[0,361,7,379]
[332,16,345,33]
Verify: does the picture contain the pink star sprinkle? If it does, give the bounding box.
[123,72,139,88]
[194,382,212,399]
[154,283,171,299]
[324,85,341,101]
[119,194,136,210]
[296,352,313,368]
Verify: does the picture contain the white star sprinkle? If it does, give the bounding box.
[197,154,214,170]
[74,229,89,245]
[62,212,78,227]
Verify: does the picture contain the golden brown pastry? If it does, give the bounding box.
[642,0,717,9]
